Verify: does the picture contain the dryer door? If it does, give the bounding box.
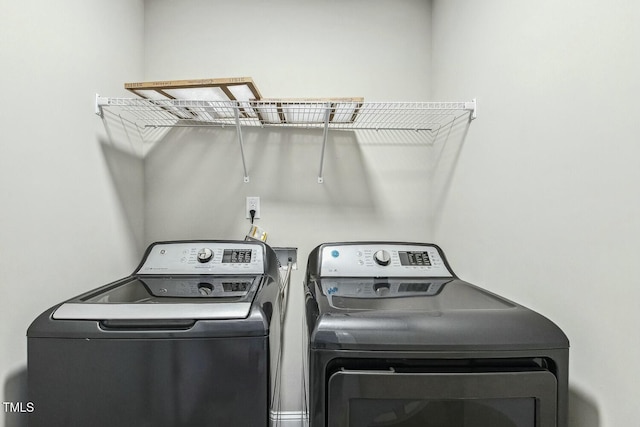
[327,369,557,427]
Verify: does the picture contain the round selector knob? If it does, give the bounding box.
[198,283,213,295]
[374,282,390,296]
[373,250,391,266]
[197,248,213,263]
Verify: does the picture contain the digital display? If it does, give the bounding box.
[222,249,252,263]
[222,282,250,292]
[398,282,432,292]
[399,251,432,266]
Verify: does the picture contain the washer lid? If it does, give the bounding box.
[53,302,252,321]
[52,275,260,320]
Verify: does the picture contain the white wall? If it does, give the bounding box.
[431,1,640,426]
[143,0,434,415]
[0,1,145,426]
[143,0,431,100]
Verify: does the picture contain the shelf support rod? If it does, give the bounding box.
[318,104,332,184]
[234,104,250,183]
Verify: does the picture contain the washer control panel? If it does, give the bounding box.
[320,243,453,277]
[137,242,264,275]
[142,276,256,297]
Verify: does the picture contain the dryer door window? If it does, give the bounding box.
[348,397,534,427]
[327,370,557,427]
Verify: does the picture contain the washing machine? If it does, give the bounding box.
[28,240,285,427]
[304,242,569,427]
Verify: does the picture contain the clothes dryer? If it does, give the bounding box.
[304,242,569,427]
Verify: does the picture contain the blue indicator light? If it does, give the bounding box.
[331,250,340,258]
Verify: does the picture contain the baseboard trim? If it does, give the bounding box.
[270,410,308,427]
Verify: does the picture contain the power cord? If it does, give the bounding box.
[250,209,256,224]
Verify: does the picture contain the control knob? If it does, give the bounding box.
[374,282,390,296]
[373,250,391,266]
[198,283,213,295]
[197,248,213,263]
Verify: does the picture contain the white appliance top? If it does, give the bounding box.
[137,241,265,275]
[320,243,453,278]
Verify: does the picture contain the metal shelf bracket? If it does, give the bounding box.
[317,104,332,184]
[466,98,477,120]
[95,94,108,117]
[234,104,250,183]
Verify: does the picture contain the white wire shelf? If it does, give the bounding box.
[95,95,476,183]
[96,97,475,130]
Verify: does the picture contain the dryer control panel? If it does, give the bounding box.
[319,243,453,277]
[137,242,265,275]
[321,278,449,298]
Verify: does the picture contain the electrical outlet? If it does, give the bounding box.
[246,196,261,219]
